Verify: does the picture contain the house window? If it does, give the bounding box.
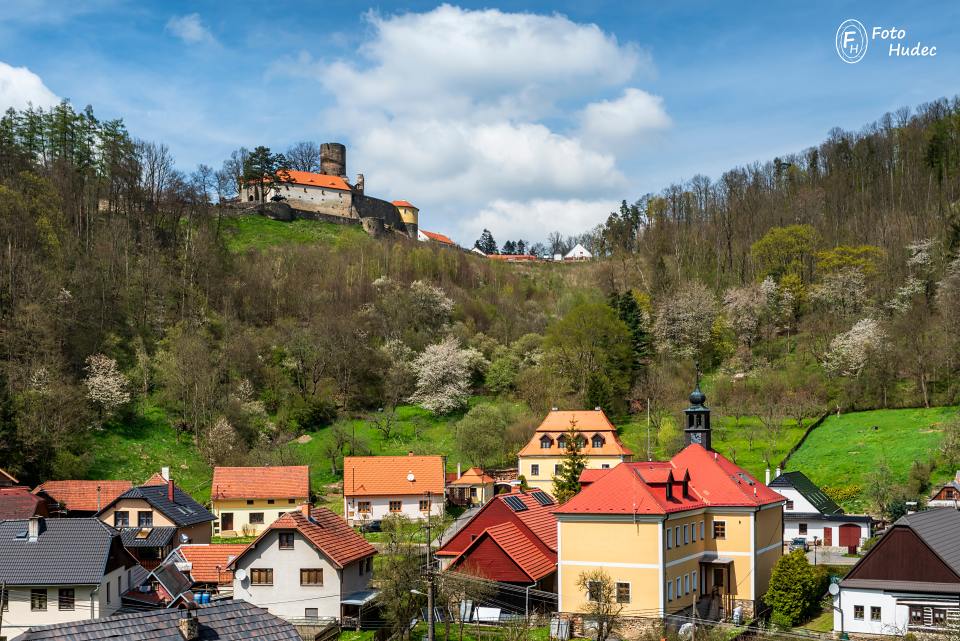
[692,571,698,591]
[58,588,75,611]
[389,501,402,513]
[2,587,7,611]
[246,500,254,505]
[675,526,680,546]
[933,609,947,627]
[279,532,295,549]
[358,501,371,513]
[31,588,47,611]
[667,580,673,601]
[305,608,319,619]
[871,607,881,622]
[554,464,560,475]
[616,583,630,603]
[540,436,552,449]
[684,574,690,595]
[799,523,808,535]
[601,464,610,469]
[557,436,567,449]
[592,435,605,448]
[106,582,110,603]
[301,569,324,586]
[909,607,924,626]
[699,521,704,539]
[586,581,602,602]
[114,511,129,527]
[470,487,478,498]
[666,483,673,500]
[676,578,681,599]
[251,568,274,585]
[531,464,540,476]
[684,525,689,544]
[854,606,864,620]
[713,521,726,539]
[786,500,794,510]
[250,512,265,525]
[666,528,673,549]
[267,499,275,505]
[137,511,153,528]
[288,499,296,504]
[419,500,430,512]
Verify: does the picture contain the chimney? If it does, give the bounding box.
[97,484,102,511]
[775,466,782,479]
[457,463,462,479]
[28,515,42,542]
[179,604,199,640]
[168,478,175,502]
[594,406,601,411]
[408,451,414,457]
[765,468,771,485]
[300,503,311,518]
[161,466,170,481]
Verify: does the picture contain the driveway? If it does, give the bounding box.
[807,547,860,565]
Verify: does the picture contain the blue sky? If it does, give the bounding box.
[1,1,957,244]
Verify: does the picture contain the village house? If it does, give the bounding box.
[343,454,445,526]
[19,600,301,640]
[121,557,194,610]
[164,543,248,595]
[95,476,215,570]
[927,470,960,508]
[436,488,558,593]
[0,517,142,638]
[229,505,377,623]
[834,508,960,636]
[563,243,592,261]
[517,409,632,495]
[769,470,871,551]
[554,385,784,620]
[211,465,311,537]
[242,169,353,213]
[446,465,495,508]
[418,229,457,247]
[32,479,133,517]
[0,486,47,521]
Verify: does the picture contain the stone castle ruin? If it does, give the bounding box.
[239,142,419,239]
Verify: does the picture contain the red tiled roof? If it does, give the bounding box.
[0,487,45,519]
[212,466,310,500]
[449,467,495,486]
[33,480,133,512]
[344,455,445,497]
[143,473,168,486]
[488,254,539,262]
[232,507,376,570]
[451,521,555,581]
[518,409,632,457]
[176,544,248,584]
[277,169,351,191]
[392,200,416,208]
[578,468,612,485]
[554,445,784,515]
[420,230,456,246]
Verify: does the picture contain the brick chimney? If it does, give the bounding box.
[300,503,311,518]
[178,603,199,640]
[168,478,175,502]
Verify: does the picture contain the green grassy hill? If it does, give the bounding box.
[220,215,366,252]
[787,406,958,512]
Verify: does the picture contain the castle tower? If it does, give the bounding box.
[320,142,346,177]
[683,376,711,450]
[392,200,419,239]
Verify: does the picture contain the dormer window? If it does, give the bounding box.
[557,436,567,449]
[540,436,553,449]
[591,434,605,448]
[576,436,587,449]
[665,483,673,500]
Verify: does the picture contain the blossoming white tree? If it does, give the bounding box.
[653,281,717,358]
[409,336,485,414]
[822,318,886,377]
[83,353,131,422]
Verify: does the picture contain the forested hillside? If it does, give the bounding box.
[1,98,959,519]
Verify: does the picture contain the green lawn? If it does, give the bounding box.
[787,406,959,511]
[798,609,834,633]
[220,215,365,252]
[88,403,213,502]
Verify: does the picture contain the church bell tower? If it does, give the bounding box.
[683,376,712,450]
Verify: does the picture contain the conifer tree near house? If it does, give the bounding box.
[552,419,586,503]
[474,228,498,254]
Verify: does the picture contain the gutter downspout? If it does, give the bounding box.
[90,583,101,620]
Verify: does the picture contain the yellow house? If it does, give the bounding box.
[555,388,784,619]
[211,465,310,537]
[517,409,632,494]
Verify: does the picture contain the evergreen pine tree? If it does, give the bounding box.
[474,228,498,254]
[609,289,652,375]
[552,420,586,503]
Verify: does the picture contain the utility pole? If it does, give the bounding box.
[425,492,435,641]
[646,399,652,461]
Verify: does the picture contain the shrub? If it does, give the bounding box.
[765,550,829,626]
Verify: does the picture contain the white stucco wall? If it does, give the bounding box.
[834,587,908,636]
[232,528,372,620]
[778,486,820,513]
[0,566,126,638]
[784,519,869,546]
[343,495,443,526]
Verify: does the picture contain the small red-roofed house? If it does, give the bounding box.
[437,489,557,591]
[447,467,495,507]
[164,543,248,594]
[417,229,457,247]
[33,480,133,516]
[229,505,377,622]
[343,454,445,525]
[211,465,310,537]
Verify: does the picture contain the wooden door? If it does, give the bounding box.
[823,526,832,546]
[839,523,860,550]
[713,567,725,591]
[221,512,234,532]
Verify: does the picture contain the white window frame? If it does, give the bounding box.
[667,528,673,549]
[692,570,698,591]
[684,524,689,544]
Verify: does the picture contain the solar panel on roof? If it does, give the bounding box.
[502,495,528,512]
[531,491,554,506]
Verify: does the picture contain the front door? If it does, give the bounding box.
[713,567,725,591]
[221,512,234,532]
[823,526,832,546]
[839,524,860,551]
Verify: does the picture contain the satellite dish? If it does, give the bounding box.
[407,471,415,482]
[234,568,248,582]
[828,582,840,596]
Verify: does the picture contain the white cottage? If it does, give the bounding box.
[563,243,592,261]
[343,454,445,526]
[770,471,871,551]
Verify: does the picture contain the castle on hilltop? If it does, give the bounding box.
[240,142,420,239]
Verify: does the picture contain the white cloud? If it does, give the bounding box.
[166,13,216,45]
[461,198,621,244]
[0,61,59,110]
[580,88,671,151]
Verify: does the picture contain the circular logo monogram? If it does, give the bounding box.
[836,19,869,64]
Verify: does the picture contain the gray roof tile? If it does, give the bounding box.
[120,526,178,547]
[101,485,214,527]
[0,517,121,585]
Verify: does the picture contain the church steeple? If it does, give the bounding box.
[683,368,711,450]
